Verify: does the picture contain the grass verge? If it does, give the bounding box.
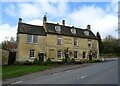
[2,65,53,79]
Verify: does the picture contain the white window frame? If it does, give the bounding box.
[29,49,35,58]
[27,35,38,44]
[74,38,78,46]
[84,31,89,36]
[57,50,62,59]
[33,35,38,44]
[57,36,62,45]
[71,28,76,34]
[55,25,61,32]
[88,41,92,48]
[74,51,78,58]
[27,34,32,43]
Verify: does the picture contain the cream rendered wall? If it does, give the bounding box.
[16,34,46,62]
[17,33,99,62]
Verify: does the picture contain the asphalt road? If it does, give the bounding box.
[11,59,118,84]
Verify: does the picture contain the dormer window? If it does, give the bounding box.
[55,24,61,32]
[71,26,76,34]
[84,31,89,36]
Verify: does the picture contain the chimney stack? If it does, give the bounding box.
[62,20,65,26]
[87,24,91,30]
[43,15,47,23]
[43,15,47,32]
[19,18,22,23]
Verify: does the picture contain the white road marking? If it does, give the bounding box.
[77,75,88,80]
[11,81,22,84]
[65,70,71,72]
[52,73,58,75]
[80,75,87,79]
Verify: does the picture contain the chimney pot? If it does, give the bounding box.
[87,24,91,29]
[62,20,65,26]
[19,18,22,23]
[43,15,47,22]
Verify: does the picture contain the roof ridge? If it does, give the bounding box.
[20,23,43,27]
[46,22,84,30]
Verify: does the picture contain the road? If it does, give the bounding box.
[10,58,118,84]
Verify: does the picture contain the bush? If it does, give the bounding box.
[70,58,75,64]
[62,58,66,64]
[88,59,103,63]
[87,60,93,63]
[33,58,40,65]
[41,62,47,66]
[14,61,23,65]
[79,59,84,64]
[23,60,32,65]
[45,58,52,65]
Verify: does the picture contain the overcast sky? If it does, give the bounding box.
[0,0,118,42]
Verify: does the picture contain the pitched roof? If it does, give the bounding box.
[46,23,97,39]
[17,23,46,36]
[17,22,97,39]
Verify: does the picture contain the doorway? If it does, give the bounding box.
[39,53,44,62]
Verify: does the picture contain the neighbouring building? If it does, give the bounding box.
[16,15,99,62]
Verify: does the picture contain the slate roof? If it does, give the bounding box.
[46,23,97,39]
[17,23,46,36]
[17,22,97,39]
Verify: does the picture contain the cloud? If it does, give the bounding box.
[27,19,43,26]
[2,1,118,43]
[0,24,17,42]
[18,3,42,19]
[4,2,68,20]
[68,5,117,38]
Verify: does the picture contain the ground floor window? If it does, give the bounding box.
[83,52,86,58]
[57,50,62,58]
[29,49,34,58]
[74,51,78,58]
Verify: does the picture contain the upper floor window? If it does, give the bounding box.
[33,35,38,43]
[27,35,32,43]
[88,40,92,48]
[29,49,34,58]
[57,50,62,58]
[84,31,89,36]
[55,25,61,32]
[27,34,38,44]
[57,36,62,45]
[74,38,78,46]
[71,28,76,34]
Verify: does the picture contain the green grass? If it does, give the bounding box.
[2,65,53,79]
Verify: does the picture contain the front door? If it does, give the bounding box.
[89,53,92,60]
[39,53,44,62]
[82,52,86,59]
[65,52,69,63]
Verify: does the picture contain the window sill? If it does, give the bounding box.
[57,58,62,60]
[26,42,38,45]
[74,45,79,47]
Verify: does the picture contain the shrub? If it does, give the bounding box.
[23,60,32,65]
[45,58,52,65]
[14,61,23,65]
[79,59,84,64]
[70,58,75,64]
[33,58,40,65]
[67,58,70,64]
[62,58,66,64]
[87,60,92,63]
[41,62,47,66]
